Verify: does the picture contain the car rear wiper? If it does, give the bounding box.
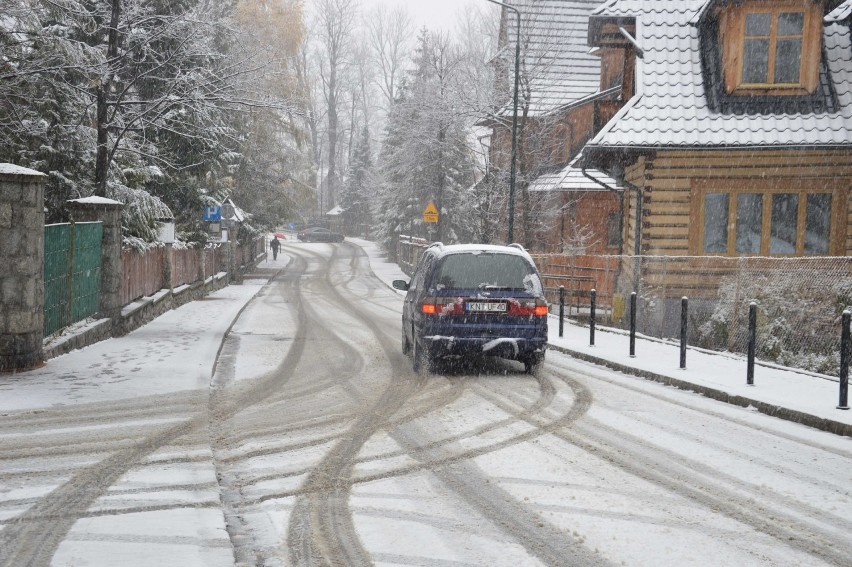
[479,284,519,291]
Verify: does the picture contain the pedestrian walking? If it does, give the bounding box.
[270,236,280,260]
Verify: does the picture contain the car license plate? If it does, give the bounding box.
[467,302,506,313]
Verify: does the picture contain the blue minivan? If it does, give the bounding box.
[393,243,548,374]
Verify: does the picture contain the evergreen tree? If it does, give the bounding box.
[341,125,373,232]
[375,30,476,255]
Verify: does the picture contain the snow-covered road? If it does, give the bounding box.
[215,242,852,566]
[1,241,851,566]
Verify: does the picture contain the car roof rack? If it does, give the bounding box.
[427,241,444,251]
[508,243,526,252]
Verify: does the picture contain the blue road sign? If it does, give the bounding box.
[203,205,222,222]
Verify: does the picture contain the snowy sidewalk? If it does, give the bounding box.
[350,238,852,436]
[0,255,289,567]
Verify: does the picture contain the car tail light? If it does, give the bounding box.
[422,297,465,316]
[507,299,548,317]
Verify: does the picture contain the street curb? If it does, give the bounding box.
[547,343,852,438]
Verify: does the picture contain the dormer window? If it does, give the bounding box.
[742,11,804,84]
[720,1,823,95]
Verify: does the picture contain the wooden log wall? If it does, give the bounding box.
[618,148,852,299]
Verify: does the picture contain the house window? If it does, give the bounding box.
[720,1,821,94]
[693,180,842,256]
[742,11,804,85]
[804,193,832,254]
[769,193,798,253]
[735,193,763,253]
[703,193,729,253]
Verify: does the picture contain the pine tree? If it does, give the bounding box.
[341,126,373,232]
[374,30,476,254]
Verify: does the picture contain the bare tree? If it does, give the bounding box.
[366,4,413,108]
[314,0,357,210]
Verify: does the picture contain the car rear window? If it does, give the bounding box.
[432,253,542,294]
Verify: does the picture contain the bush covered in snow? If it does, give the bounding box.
[698,268,852,375]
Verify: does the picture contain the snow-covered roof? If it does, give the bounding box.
[528,158,618,192]
[0,164,45,177]
[326,205,345,216]
[495,0,604,117]
[68,196,124,206]
[585,0,852,151]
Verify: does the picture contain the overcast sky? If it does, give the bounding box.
[360,0,494,33]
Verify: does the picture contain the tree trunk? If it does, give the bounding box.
[327,71,338,209]
[94,0,122,197]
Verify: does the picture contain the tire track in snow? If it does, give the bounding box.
[0,265,280,566]
[283,244,416,567]
[483,363,852,566]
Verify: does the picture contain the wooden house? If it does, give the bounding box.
[574,0,852,333]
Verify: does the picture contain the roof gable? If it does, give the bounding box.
[585,0,852,151]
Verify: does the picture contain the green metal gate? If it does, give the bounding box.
[44,222,103,336]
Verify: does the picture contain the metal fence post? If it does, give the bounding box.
[559,285,565,338]
[590,289,596,346]
[67,220,75,329]
[747,302,757,386]
[680,296,688,369]
[838,310,850,410]
[629,291,637,357]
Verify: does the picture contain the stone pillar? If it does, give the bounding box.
[0,165,46,371]
[67,197,124,320]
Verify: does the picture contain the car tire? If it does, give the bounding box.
[412,335,429,373]
[523,352,544,374]
[401,325,411,355]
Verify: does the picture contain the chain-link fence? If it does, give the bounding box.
[533,254,852,376]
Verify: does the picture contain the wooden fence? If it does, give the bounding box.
[121,247,165,306]
[396,235,430,276]
[530,254,620,309]
[171,247,201,288]
[204,245,225,279]
[120,237,263,305]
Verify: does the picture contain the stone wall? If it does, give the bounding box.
[0,165,46,371]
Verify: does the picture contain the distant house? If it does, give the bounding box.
[326,205,345,234]
[485,0,622,252]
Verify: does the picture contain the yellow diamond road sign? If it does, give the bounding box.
[423,201,439,223]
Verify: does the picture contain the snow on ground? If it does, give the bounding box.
[0,282,264,413]
[1,239,849,567]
